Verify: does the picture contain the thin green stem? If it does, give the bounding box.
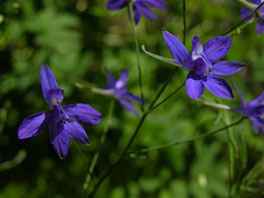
[82,100,115,194]
[182,0,186,45]
[127,117,246,155]
[129,1,145,112]
[222,2,264,36]
[89,67,179,197]
[222,111,238,197]
[150,82,185,112]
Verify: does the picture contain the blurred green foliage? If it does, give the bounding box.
[0,0,264,197]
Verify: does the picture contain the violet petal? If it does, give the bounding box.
[49,121,69,159]
[63,103,102,125]
[240,8,255,22]
[40,63,59,104]
[162,30,189,65]
[107,0,127,11]
[65,121,89,145]
[119,99,138,116]
[18,111,53,139]
[185,72,204,100]
[203,36,231,63]
[115,69,128,89]
[203,74,234,99]
[211,61,245,76]
[136,0,167,10]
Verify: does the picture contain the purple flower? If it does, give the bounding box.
[105,69,142,116]
[18,63,102,159]
[240,0,264,35]
[233,86,264,133]
[143,30,245,100]
[107,0,167,24]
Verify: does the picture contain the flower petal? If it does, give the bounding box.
[141,45,182,67]
[240,8,255,22]
[135,3,158,21]
[124,92,142,103]
[119,99,138,116]
[203,74,234,99]
[256,18,264,36]
[47,88,64,106]
[203,36,231,62]
[191,36,204,61]
[247,92,264,107]
[107,0,127,11]
[18,111,53,139]
[49,121,69,159]
[105,69,116,89]
[65,121,89,145]
[136,0,167,9]
[185,72,204,100]
[211,61,245,76]
[40,63,59,103]
[250,116,264,134]
[116,69,128,89]
[162,30,189,65]
[63,103,102,125]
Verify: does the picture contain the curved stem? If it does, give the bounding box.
[89,67,179,197]
[82,100,115,194]
[129,1,145,112]
[223,2,264,36]
[127,117,246,155]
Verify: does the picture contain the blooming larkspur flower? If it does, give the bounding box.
[107,0,167,24]
[143,30,245,100]
[104,69,142,116]
[233,86,264,133]
[18,63,102,159]
[240,0,264,35]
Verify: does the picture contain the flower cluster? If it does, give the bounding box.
[17,0,264,161]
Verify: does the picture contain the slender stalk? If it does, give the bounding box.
[182,0,186,45]
[222,2,264,36]
[82,100,115,194]
[89,67,179,197]
[127,117,246,155]
[150,82,185,112]
[129,1,145,112]
[222,111,238,197]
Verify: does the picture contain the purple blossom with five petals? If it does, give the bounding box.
[146,30,245,100]
[233,86,264,133]
[107,0,167,24]
[240,0,264,35]
[18,63,102,159]
[104,69,142,116]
